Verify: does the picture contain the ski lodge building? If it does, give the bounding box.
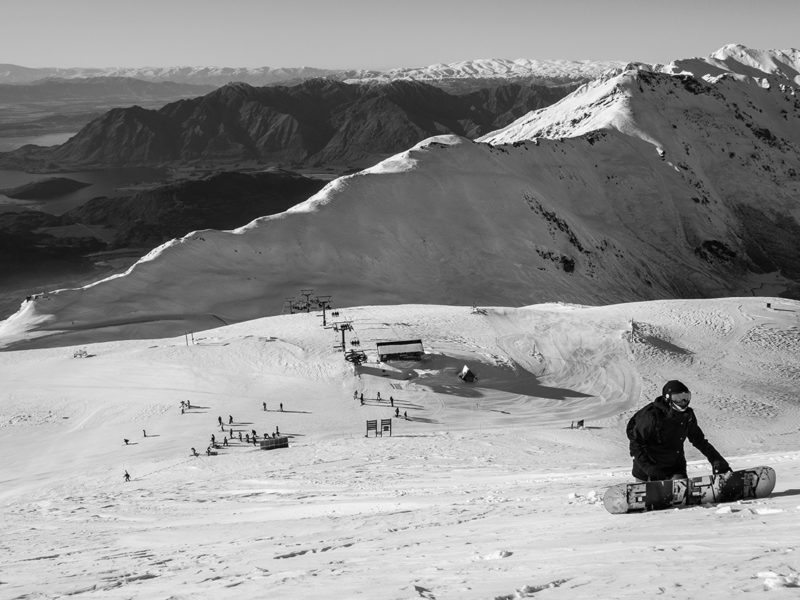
[376,339,424,362]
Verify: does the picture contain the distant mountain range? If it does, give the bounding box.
[3,44,799,348]
[0,79,577,171]
[0,58,622,87]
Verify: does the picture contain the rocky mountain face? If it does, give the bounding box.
[0,79,575,171]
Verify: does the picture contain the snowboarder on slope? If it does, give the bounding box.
[627,380,731,481]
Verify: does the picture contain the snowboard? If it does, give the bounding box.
[603,465,776,514]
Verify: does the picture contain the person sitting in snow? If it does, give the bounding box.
[626,380,731,481]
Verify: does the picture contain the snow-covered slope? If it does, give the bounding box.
[664,43,800,86]
[3,53,800,349]
[1,298,799,598]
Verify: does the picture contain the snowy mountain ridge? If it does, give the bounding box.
[3,45,797,89]
[664,43,800,86]
[2,46,800,349]
[0,58,624,86]
[345,57,625,84]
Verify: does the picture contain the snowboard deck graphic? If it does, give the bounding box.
[603,466,776,514]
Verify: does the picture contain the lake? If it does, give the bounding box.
[0,167,170,214]
[0,132,78,153]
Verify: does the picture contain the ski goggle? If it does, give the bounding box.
[669,391,691,410]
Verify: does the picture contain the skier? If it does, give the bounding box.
[627,380,731,481]
[263,401,267,411]
[228,415,233,425]
[123,470,130,482]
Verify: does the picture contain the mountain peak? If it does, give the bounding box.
[667,44,800,86]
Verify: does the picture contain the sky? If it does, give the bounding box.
[0,0,798,70]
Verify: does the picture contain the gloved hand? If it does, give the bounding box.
[712,459,732,475]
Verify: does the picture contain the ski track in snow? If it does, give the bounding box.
[0,298,799,599]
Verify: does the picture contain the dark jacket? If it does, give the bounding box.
[626,396,724,481]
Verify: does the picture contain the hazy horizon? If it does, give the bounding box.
[1,0,798,71]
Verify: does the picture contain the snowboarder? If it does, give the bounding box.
[627,380,731,481]
[123,470,130,482]
[263,401,267,411]
[228,415,233,425]
[124,438,129,445]
[191,447,198,456]
[280,403,284,412]
[211,434,215,444]
[186,400,191,409]
[223,437,228,447]
[390,396,394,407]
[403,411,408,420]
[218,416,223,426]
[377,392,381,401]
[395,407,399,418]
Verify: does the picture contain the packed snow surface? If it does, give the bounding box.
[1,297,799,598]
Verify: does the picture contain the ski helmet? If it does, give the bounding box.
[663,380,691,412]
